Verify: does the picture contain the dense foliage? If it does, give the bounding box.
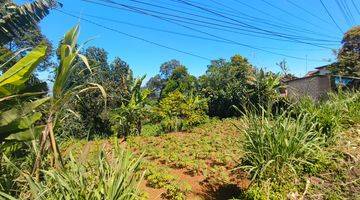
[335,26,360,76]
[154,91,208,132]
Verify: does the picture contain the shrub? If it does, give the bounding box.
[240,111,326,181]
[141,124,163,136]
[7,142,144,200]
[155,91,208,132]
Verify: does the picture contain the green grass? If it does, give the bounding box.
[240,112,327,181]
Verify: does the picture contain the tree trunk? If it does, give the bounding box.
[136,120,142,135]
[31,113,63,178]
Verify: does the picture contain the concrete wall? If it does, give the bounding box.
[286,75,332,101]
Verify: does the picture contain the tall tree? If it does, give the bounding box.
[199,55,255,117]
[146,59,197,100]
[335,26,360,76]
[161,65,198,98]
[57,47,135,138]
[160,59,181,79]
[32,26,106,175]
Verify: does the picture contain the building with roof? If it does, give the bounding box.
[284,65,360,101]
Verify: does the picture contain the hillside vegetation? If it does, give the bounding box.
[1,1,360,199]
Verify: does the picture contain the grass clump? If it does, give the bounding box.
[293,91,360,140]
[6,143,144,200]
[241,111,327,181]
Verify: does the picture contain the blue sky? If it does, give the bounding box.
[17,0,360,80]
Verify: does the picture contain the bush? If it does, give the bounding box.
[141,124,163,136]
[240,111,326,181]
[155,91,208,132]
[8,142,144,200]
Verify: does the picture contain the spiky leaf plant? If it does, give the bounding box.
[2,140,144,200]
[240,111,326,181]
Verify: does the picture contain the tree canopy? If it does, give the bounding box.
[336,26,360,76]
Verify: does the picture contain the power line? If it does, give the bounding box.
[86,0,339,45]
[319,0,344,34]
[258,0,328,30]
[350,0,360,18]
[170,0,335,48]
[83,0,309,44]
[335,0,353,26]
[286,0,332,26]
[128,0,338,41]
[81,0,332,61]
[74,9,330,52]
[340,0,356,24]
[204,0,337,40]
[55,9,212,61]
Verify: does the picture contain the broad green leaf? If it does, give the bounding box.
[0,45,47,96]
[0,97,49,127]
[5,125,45,141]
[0,112,43,141]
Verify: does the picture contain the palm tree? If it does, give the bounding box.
[0,0,59,45]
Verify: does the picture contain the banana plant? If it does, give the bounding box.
[32,25,106,175]
[0,45,50,175]
[110,76,150,138]
[0,45,49,143]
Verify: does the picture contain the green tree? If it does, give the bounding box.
[146,74,165,99]
[249,69,281,112]
[160,59,181,79]
[146,59,198,100]
[161,66,198,98]
[335,26,360,76]
[56,47,135,138]
[155,91,208,132]
[199,55,255,117]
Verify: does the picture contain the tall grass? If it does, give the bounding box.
[240,111,326,181]
[293,91,360,140]
[2,141,144,200]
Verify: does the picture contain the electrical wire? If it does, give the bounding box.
[350,0,360,18]
[285,0,332,26]
[170,0,336,48]
[74,10,330,52]
[204,0,337,40]
[85,0,339,45]
[335,0,352,26]
[319,0,344,34]
[126,0,339,42]
[55,9,212,61]
[258,0,330,30]
[79,0,333,61]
